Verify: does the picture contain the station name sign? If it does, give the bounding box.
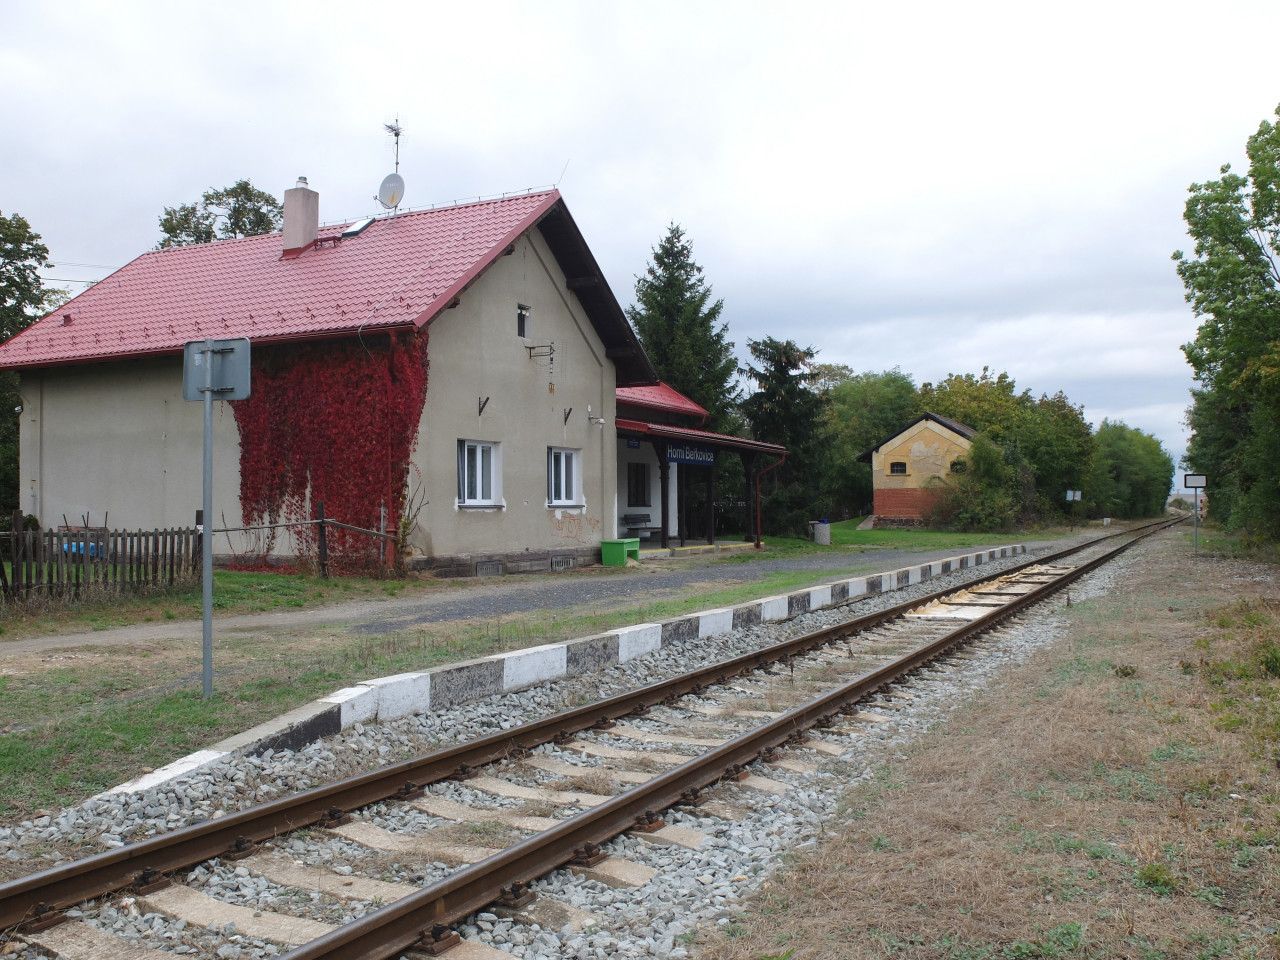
[1184,473,1207,489]
[667,442,716,466]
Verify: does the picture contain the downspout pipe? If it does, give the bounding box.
[753,453,788,549]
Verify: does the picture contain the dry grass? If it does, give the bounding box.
[698,532,1280,960]
[559,768,620,797]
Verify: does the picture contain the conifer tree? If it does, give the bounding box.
[627,224,739,430]
[741,336,826,535]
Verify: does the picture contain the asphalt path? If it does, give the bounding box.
[0,536,1077,658]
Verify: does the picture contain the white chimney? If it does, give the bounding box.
[282,176,319,253]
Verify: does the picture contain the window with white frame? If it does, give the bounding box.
[458,440,500,506]
[547,447,581,506]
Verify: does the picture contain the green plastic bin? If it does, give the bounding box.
[601,537,640,566]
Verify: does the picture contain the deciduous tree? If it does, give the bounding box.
[822,369,920,516]
[1175,104,1280,539]
[158,179,283,248]
[919,368,1092,517]
[1084,421,1175,519]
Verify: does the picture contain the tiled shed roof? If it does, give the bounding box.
[616,382,709,422]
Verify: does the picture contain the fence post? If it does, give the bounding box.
[11,510,22,596]
[317,502,329,579]
[195,509,204,579]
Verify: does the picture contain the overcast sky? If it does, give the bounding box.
[4,1,1279,490]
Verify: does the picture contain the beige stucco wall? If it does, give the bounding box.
[407,229,618,559]
[870,419,972,490]
[16,357,250,545]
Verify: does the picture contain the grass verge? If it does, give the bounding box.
[0,569,424,641]
[696,530,1279,960]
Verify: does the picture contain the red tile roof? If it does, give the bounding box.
[616,382,709,422]
[0,191,563,370]
[616,417,786,456]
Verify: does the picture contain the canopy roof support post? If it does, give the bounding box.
[739,452,756,542]
[706,464,715,545]
[652,441,670,550]
[754,454,788,549]
[677,465,687,547]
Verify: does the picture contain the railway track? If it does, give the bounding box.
[1,518,1182,960]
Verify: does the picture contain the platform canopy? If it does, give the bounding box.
[616,417,786,550]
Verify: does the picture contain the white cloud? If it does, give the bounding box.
[3,0,1275,475]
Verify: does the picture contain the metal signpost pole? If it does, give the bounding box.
[183,337,250,700]
[201,340,215,698]
[1194,487,1200,555]
[1183,474,1206,557]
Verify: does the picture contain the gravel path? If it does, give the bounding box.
[0,536,1078,658]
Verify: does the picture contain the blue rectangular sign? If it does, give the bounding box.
[667,442,716,466]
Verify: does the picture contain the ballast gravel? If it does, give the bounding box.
[0,539,1140,960]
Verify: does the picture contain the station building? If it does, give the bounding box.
[0,183,784,574]
[859,413,976,524]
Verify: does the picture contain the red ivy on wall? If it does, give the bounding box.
[230,331,429,568]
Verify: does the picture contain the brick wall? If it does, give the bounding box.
[874,487,942,520]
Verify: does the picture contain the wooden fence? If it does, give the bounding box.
[0,514,200,603]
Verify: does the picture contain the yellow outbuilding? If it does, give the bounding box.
[859,413,977,523]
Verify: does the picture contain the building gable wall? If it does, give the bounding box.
[409,229,617,563]
[17,358,244,536]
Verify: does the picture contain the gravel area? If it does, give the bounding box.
[186,861,357,924]
[1,538,1072,660]
[82,897,281,958]
[272,832,454,886]
[354,541,1063,636]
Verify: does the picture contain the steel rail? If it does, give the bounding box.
[281,517,1179,960]
[0,518,1179,931]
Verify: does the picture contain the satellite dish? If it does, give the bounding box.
[377,173,405,210]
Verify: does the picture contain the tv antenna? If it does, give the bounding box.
[377,118,405,212]
[384,118,402,173]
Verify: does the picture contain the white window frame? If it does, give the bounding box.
[459,439,501,507]
[547,447,582,507]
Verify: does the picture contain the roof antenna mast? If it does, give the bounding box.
[384,117,402,173]
[376,118,406,213]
